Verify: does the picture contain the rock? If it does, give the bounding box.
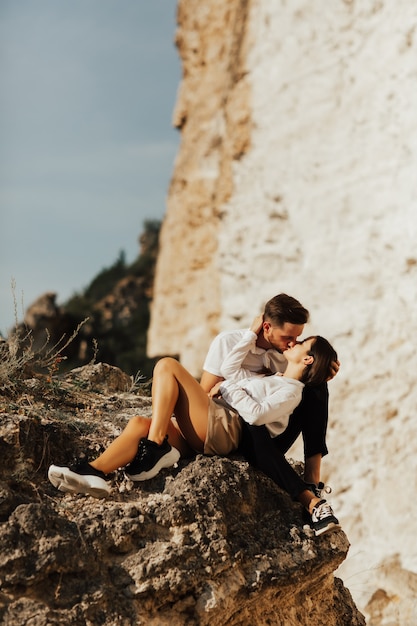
[66,362,133,393]
[8,291,83,363]
[23,292,61,329]
[0,404,365,625]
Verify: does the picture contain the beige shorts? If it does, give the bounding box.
[204,397,242,456]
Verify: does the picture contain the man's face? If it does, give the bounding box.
[263,321,304,353]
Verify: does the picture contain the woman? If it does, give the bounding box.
[48,321,340,535]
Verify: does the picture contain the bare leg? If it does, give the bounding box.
[90,416,150,474]
[147,357,210,452]
[90,415,194,475]
[298,489,320,513]
[90,357,208,474]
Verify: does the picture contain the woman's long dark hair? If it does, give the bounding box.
[301,336,337,386]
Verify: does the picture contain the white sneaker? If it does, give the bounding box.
[48,461,111,498]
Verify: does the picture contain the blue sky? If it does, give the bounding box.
[0,0,180,334]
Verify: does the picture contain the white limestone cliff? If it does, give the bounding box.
[148,1,417,622]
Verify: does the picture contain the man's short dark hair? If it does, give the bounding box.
[264,294,309,326]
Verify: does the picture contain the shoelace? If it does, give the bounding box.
[316,481,332,496]
[134,440,149,463]
[315,501,334,520]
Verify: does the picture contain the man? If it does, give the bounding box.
[200,293,337,496]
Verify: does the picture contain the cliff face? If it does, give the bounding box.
[148,0,417,623]
[148,0,253,369]
[0,371,364,626]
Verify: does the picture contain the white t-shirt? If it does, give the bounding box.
[213,330,304,437]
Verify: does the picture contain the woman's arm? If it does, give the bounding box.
[219,377,303,429]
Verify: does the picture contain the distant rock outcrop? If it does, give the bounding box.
[7,221,161,378]
[0,367,365,626]
[11,291,81,358]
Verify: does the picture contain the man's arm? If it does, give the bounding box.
[328,359,340,381]
[200,330,233,393]
[200,371,224,394]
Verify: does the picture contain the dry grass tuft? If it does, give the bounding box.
[0,280,89,399]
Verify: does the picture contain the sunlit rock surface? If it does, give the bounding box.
[148,1,417,622]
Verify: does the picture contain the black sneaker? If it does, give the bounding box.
[48,460,111,498]
[125,436,180,482]
[306,481,332,499]
[311,499,341,536]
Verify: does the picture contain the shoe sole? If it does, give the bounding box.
[126,447,180,482]
[48,465,110,498]
[314,521,341,537]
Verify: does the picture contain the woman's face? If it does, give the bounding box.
[283,337,315,363]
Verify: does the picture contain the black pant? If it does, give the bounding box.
[237,383,329,500]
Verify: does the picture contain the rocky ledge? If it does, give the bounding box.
[0,365,365,625]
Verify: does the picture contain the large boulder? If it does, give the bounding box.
[0,382,364,625]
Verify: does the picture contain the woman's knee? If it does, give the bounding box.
[153,356,179,376]
[126,415,150,436]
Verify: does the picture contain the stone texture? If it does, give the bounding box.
[148,0,417,622]
[0,381,364,626]
[147,0,253,368]
[67,362,133,393]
